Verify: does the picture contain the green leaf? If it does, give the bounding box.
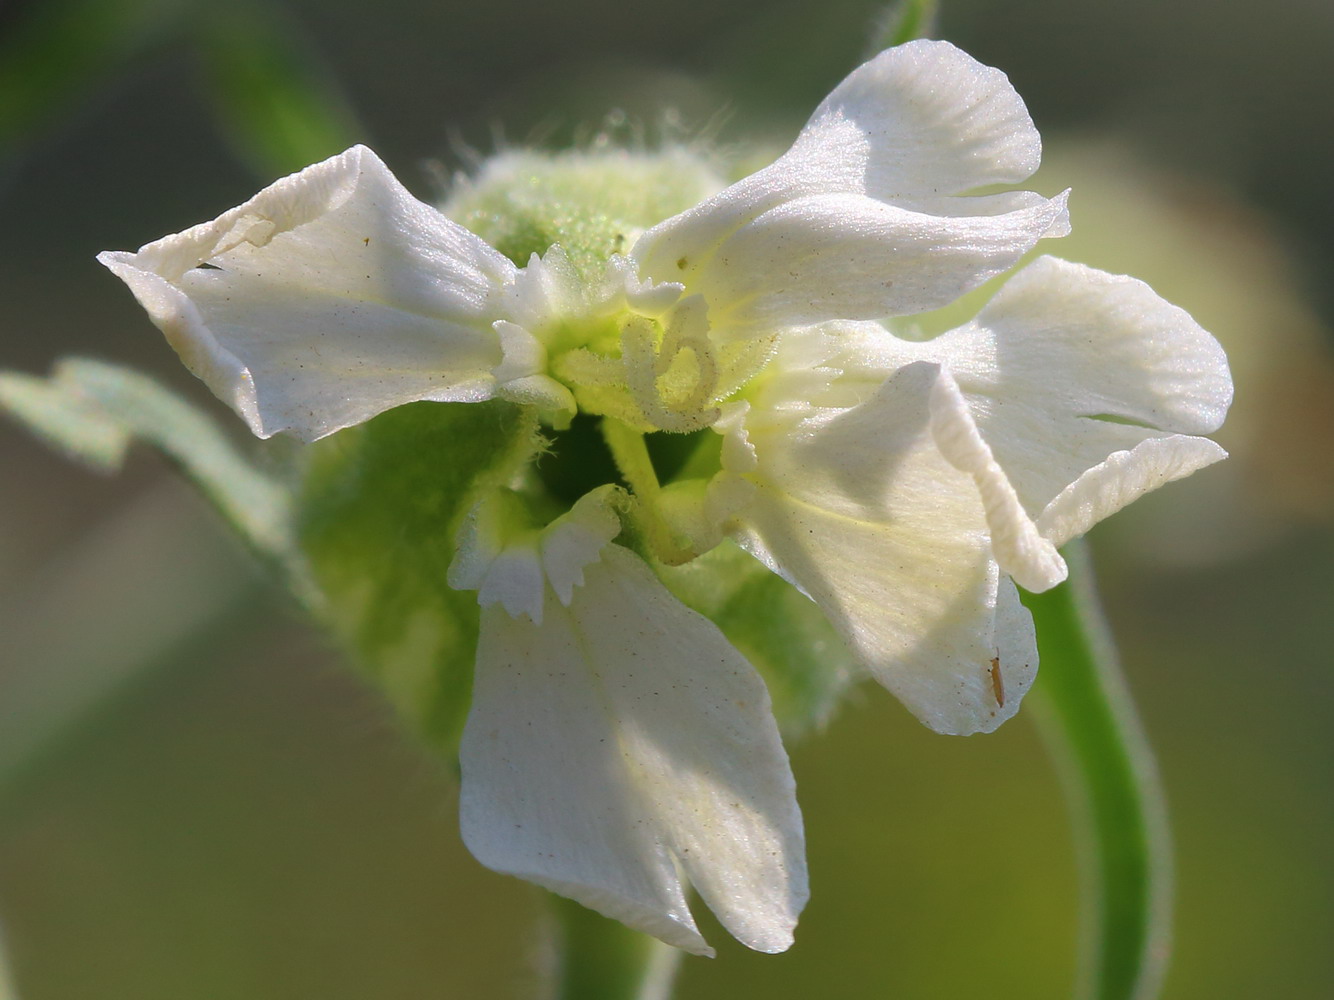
[656,540,859,739]
[1023,540,1172,1000]
[193,0,365,178]
[443,149,723,282]
[0,368,131,471]
[296,400,539,754]
[866,0,939,53]
[0,358,300,581]
[0,359,299,794]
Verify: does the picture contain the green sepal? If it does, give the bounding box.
[443,149,723,281]
[0,358,301,584]
[296,399,540,755]
[655,540,858,739]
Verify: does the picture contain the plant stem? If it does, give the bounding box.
[547,895,682,1000]
[1023,540,1173,1000]
[599,417,695,565]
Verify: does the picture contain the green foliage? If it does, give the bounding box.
[443,149,723,280]
[657,540,859,738]
[0,362,544,769]
[1024,541,1172,1000]
[0,359,299,580]
[296,400,539,755]
[0,366,131,471]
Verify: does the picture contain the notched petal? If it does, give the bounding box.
[696,189,1071,330]
[459,546,806,955]
[540,485,624,604]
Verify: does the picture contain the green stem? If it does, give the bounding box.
[547,895,683,1000]
[867,0,939,52]
[599,418,694,565]
[1023,540,1172,1000]
[600,417,663,504]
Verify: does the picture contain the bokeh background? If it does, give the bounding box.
[1,0,1331,997]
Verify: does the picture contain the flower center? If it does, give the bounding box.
[534,413,624,507]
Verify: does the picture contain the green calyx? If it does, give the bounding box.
[442,146,724,280]
[297,399,541,751]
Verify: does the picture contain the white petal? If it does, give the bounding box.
[446,489,517,595]
[476,542,546,623]
[990,575,1040,725]
[450,486,624,622]
[499,247,585,331]
[459,545,806,955]
[928,367,1067,592]
[491,320,546,383]
[917,255,1233,514]
[631,41,1064,324]
[789,39,1045,198]
[539,485,624,604]
[1037,437,1228,548]
[689,190,1069,331]
[98,145,517,441]
[491,320,577,419]
[732,359,1037,734]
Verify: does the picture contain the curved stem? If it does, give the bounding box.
[546,895,682,1000]
[599,417,695,565]
[1023,540,1173,1000]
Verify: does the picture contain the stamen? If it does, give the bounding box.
[620,297,721,433]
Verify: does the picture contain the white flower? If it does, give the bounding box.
[448,486,803,955]
[98,40,1231,954]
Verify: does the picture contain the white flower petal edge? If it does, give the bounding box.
[728,359,1038,734]
[883,255,1233,515]
[1036,436,1228,548]
[632,40,1070,331]
[927,368,1067,592]
[453,490,807,956]
[98,145,517,441]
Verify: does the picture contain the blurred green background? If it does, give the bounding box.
[1,0,1331,997]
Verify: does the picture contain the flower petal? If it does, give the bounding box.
[687,190,1069,331]
[790,38,1045,197]
[539,486,624,604]
[1037,436,1228,548]
[449,486,624,623]
[928,367,1067,592]
[459,544,807,955]
[632,41,1064,325]
[98,145,517,441]
[910,255,1233,515]
[731,360,1037,734]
